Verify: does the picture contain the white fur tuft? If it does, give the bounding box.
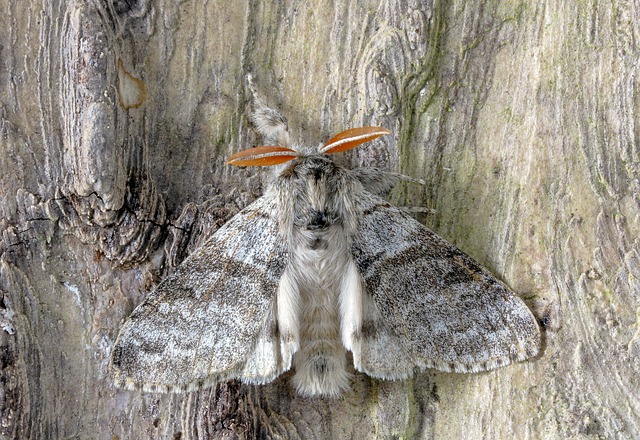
[339,261,363,352]
[277,269,301,363]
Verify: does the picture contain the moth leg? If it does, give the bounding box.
[352,167,425,197]
[399,206,436,215]
[352,292,416,380]
[276,268,300,368]
[339,260,364,352]
[246,74,291,147]
[240,302,292,383]
[353,167,432,214]
[337,259,416,380]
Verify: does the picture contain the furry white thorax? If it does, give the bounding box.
[274,157,364,397]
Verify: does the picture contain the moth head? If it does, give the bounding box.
[227,126,391,167]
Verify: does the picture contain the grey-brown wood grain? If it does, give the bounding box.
[2,0,637,438]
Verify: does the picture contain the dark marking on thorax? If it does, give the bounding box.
[308,237,328,250]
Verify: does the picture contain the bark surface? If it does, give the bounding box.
[1,0,638,439]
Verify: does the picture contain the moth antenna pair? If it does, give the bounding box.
[227,126,391,167]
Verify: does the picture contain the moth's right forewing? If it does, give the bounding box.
[110,193,289,392]
[351,192,541,374]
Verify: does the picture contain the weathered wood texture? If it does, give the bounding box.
[1,0,638,438]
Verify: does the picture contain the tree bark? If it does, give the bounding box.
[1,0,638,438]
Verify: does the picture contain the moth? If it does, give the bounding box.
[110,87,541,397]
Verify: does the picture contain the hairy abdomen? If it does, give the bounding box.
[278,227,354,397]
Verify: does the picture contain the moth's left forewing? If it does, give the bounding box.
[350,192,541,375]
[110,193,290,392]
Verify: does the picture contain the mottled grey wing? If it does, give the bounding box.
[351,192,541,374]
[110,193,288,392]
